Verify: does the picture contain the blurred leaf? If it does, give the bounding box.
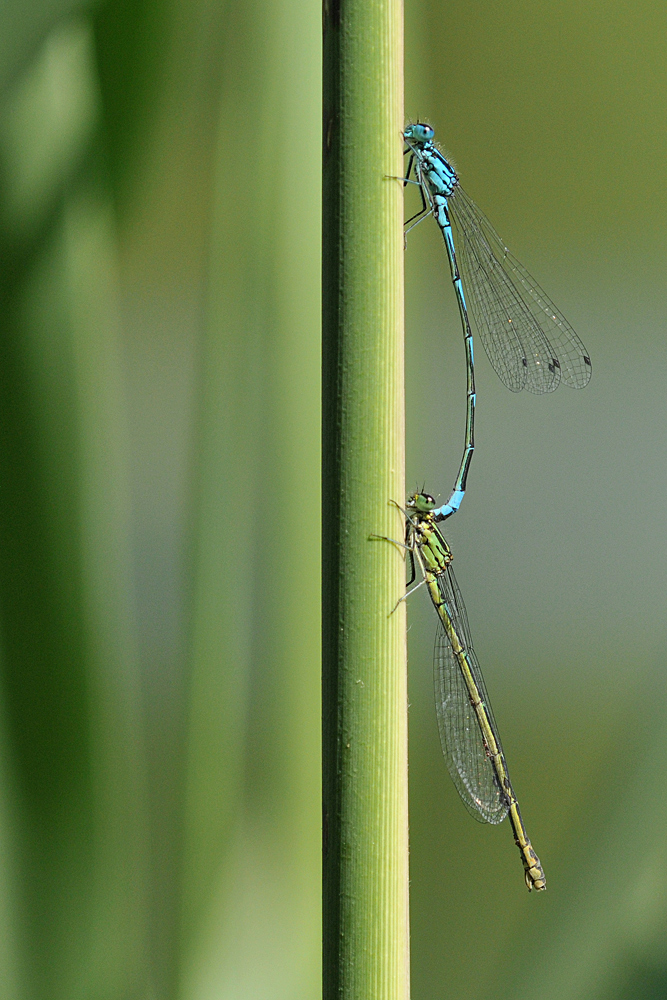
[0,20,147,999]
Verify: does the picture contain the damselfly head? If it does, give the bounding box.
[407,492,436,513]
[404,122,435,144]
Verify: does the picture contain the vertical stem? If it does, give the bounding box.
[322,0,407,996]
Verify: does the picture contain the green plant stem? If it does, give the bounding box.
[322,0,408,996]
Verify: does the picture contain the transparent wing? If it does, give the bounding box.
[448,184,592,394]
[433,565,508,825]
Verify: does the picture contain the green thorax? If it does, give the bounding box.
[406,493,452,575]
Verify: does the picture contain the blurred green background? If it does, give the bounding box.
[0,0,665,998]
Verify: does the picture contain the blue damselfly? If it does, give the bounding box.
[401,123,591,519]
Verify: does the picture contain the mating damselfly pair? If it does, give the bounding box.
[389,123,591,890]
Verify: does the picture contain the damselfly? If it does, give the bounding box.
[386,491,546,891]
[401,123,591,520]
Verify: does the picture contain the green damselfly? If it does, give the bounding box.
[387,491,545,891]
